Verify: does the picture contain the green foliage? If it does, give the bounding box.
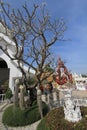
[28,77,36,85]
[5,88,13,99]
[32,100,37,106]
[2,101,49,127]
[42,101,49,116]
[2,105,27,126]
[45,66,54,72]
[81,106,87,117]
[37,118,50,130]
[37,107,87,130]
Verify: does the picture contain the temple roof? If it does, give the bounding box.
[0,22,15,46]
[0,22,13,38]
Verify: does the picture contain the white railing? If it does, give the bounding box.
[60,98,87,107]
[0,94,6,102]
[73,98,87,106]
[41,92,87,109]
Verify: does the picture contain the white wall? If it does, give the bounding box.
[0,43,22,93]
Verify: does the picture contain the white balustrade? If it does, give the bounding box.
[0,94,6,102]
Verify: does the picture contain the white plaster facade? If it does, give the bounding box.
[0,23,22,92]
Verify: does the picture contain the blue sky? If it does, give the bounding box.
[1,0,87,74]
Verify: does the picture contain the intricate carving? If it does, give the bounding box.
[63,90,82,122]
[54,58,73,85]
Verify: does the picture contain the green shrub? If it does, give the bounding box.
[42,101,49,116]
[32,100,49,116]
[80,106,87,117]
[37,117,50,130]
[32,100,37,106]
[2,101,49,126]
[37,107,87,130]
[5,88,13,99]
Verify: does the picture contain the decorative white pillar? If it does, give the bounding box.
[53,91,57,102]
[24,90,30,108]
[41,94,47,103]
[19,85,25,110]
[37,87,43,119]
[14,79,20,107]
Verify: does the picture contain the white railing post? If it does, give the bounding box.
[37,87,43,119]
[0,94,5,102]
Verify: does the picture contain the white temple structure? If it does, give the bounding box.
[0,22,22,92]
[0,22,35,93]
[73,73,87,90]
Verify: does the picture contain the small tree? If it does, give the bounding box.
[5,88,13,100]
[0,1,66,103]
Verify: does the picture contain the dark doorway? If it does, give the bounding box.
[0,60,8,68]
[0,58,9,94]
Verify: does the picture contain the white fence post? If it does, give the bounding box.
[0,94,6,102]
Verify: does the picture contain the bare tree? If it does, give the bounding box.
[0,1,66,91]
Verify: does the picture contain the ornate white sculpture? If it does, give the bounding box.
[63,89,82,122]
[54,58,82,122]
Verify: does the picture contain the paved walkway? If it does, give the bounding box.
[0,102,40,130]
[7,120,40,130]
